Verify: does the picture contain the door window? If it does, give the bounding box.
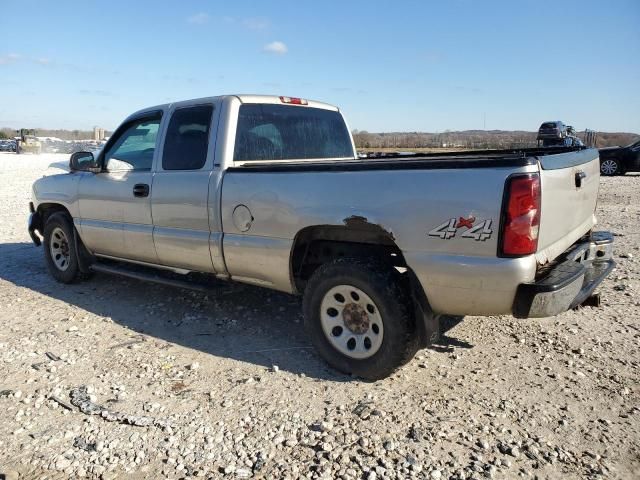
[104,117,161,171]
[162,105,214,170]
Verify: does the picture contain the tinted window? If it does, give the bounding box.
[162,105,213,170]
[104,117,161,171]
[233,104,353,161]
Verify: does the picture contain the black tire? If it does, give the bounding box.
[303,257,420,380]
[600,158,623,176]
[43,212,84,283]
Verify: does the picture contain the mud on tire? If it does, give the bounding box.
[303,257,420,380]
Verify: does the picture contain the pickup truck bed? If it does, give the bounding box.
[222,145,603,315]
[231,146,583,171]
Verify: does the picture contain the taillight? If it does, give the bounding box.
[279,96,308,105]
[500,173,541,256]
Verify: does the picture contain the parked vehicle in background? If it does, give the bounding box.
[27,95,615,379]
[16,129,42,154]
[542,136,584,148]
[537,121,567,141]
[599,139,640,176]
[0,140,17,152]
[537,121,583,148]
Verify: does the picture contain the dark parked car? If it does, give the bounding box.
[537,120,567,140]
[0,140,17,152]
[599,139,640,176]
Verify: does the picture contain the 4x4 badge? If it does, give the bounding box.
[428,217,493,241]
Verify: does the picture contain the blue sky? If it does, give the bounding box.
[1,0,638,132]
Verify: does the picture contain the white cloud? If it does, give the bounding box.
[224,16,271,31]
[35,57,52,65]
[0,53,21,65]
[242,17,270,30]
[263,41,288,55]
[187,12,210,25]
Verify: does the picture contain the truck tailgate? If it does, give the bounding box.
[536,149,600,264]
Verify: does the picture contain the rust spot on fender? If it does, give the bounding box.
[343,215,396,241]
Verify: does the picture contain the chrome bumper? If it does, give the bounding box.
[513,231,615,318]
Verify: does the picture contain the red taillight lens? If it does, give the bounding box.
[279,96,308,105]
[500,174,541,256]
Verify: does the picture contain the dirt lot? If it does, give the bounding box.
[0,153,638,480]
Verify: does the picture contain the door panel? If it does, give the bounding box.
[78,218,123,257]
[77,114,162,263]
[151,104,216,273]
[152,171,214,272]
[78,170,157,262]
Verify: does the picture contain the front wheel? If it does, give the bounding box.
[303,258,419,380]
[43,212,83,283]
[600,159,623,176]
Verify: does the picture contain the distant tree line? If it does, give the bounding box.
[0,128,112,141]
[1,126,637,149]
[352,130,640,150]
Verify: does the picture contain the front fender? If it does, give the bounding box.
[32,172,81,218]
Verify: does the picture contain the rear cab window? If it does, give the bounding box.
[233,104,354,162]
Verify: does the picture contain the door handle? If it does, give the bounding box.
[133,183,150,197]
[575,171,586,188]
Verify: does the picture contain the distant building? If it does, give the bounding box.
[93,126,106,141]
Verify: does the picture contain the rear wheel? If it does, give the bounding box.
[43,212,83,283]
[600,159,623,176]
[303,258,419,380]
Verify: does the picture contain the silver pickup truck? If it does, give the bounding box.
[28,95,615,379]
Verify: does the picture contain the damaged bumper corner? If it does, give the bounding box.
[28,202,42,246]
[512,231,615,318]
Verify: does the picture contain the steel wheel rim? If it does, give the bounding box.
[320,285,384,359]
[49,227,70,271]
[601,160,617,175]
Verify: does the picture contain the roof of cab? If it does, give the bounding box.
[125,94,339,121]
[234,94,339,111]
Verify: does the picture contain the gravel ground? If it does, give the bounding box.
[0,153,638,480]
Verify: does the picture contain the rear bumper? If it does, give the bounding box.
[513,231,615,318]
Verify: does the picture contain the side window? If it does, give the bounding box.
[162,105,213,170]
[104,117,161,171]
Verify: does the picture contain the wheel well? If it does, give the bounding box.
[290,223,407,293]
[37,203,72,229]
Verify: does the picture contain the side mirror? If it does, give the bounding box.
[69,151,101,173]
